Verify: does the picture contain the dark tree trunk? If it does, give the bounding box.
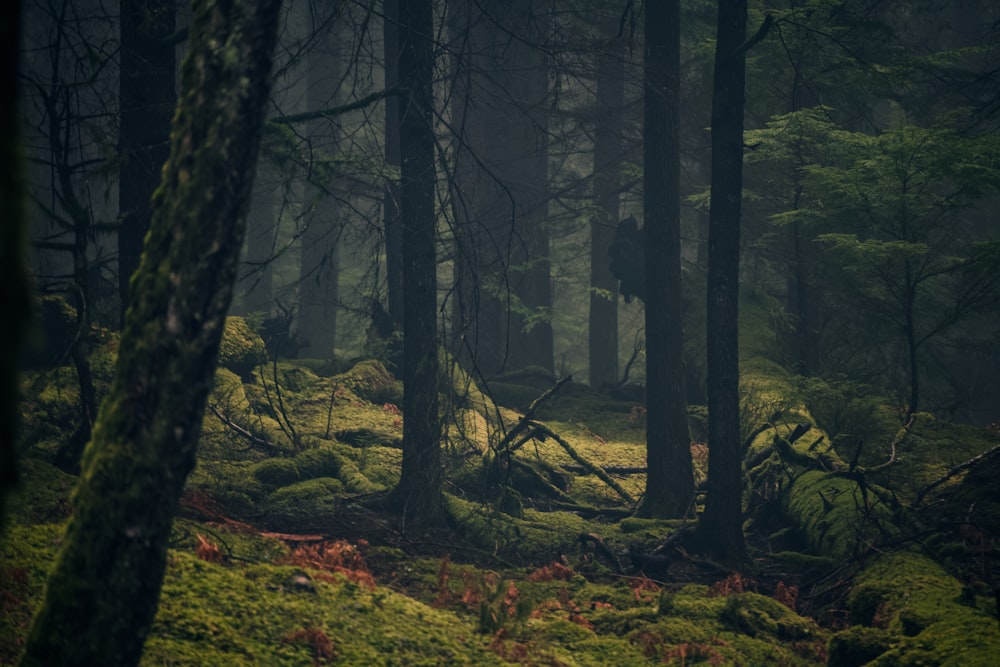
[588,20,623,389]
[384,0,404,328]
[448,0,552,378]
[298,3,343,359]
[1,0,29,524]
[241,162,277,317]
[118,0,175,328]
[637,0,694,519]
[390,0,443,524]
[697,0,749,563]
[19,1,283,664]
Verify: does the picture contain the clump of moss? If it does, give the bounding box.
[217,316,265,379]
[827,626,894,667]
[251,458,300,487]
[332,359,400,404]
[263,478,345,524]
[292,446,342,480]
[721,592,820,641]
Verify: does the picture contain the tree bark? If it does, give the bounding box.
[118,0,175,328]
[19,1,283,664]
[697,0,749,563]
[390,0,443,524]
[636,0,695,519]
[588,17,623,389]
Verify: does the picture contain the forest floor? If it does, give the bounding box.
[4,316,1000,665]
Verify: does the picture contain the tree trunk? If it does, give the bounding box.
[390,0,442,524]
[19,1,283,664]
[696,0,749,563]
[447,0,553,378]
[636,0,694,519]
[588,19,623,389]
[118,0,175,327]
[240,162,278,317]
[298,3,343,359]
[383,0,404,329]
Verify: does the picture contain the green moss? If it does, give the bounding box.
[251,458,300,487]
[721,593,820,641]
[331,359,400,404]
[292,446,342,480]
[5,458,75,524]
[828,626,894,667]
[852,552,1000,665]
[263,478,345,524]
[217,316,265,379]
[783,469,894,559]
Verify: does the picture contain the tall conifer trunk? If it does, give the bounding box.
[390,0,442,523]
[697,0,750,563]
[637,0,694,518]
[588,18,623,388]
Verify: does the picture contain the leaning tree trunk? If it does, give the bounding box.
[18,1,283,664]
[637,0,695,518]
[696,0,750,563]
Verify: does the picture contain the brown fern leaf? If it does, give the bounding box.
[195,534,224,564]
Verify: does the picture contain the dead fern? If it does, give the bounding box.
[280,539,375,590]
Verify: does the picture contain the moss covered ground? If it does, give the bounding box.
[4,316,1000,664]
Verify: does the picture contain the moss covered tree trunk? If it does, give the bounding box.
[390,0,442,524]
[696,0,749,562]
[18,1,283,664]
[638,0,695,518]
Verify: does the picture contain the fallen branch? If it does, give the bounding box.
[208,403,282,454]
[498,376,572,452]
[915,441,1000,505]
[532,424,636,506]
[861,414,914,473]
[562,464,646,475]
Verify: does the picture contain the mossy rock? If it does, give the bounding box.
[848,582,890,626]
[217,316,265,379]
[332,359,400,404]
[851,551,1000,665]
[827,626,894,667]
[292,446,342,480]
[721,592,819,641]
[263,477,345,524]
[251,458,300,487]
